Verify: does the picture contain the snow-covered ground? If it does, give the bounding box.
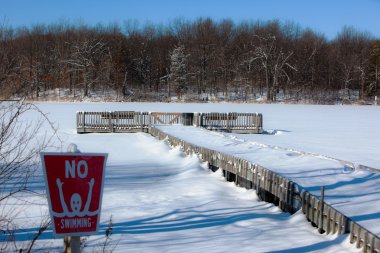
[3,101,378,252]
[22,132,359,252]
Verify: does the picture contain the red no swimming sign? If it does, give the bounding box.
[41,153,107,237]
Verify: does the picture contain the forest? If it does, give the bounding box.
[0,18,379,104]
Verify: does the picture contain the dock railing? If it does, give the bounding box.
[201,112,262,133]
[77,111,151,133]
[77,111,263,134]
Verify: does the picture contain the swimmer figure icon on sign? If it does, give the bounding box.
[53,178,98,218]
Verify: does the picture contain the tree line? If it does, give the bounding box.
[0,18,379,103]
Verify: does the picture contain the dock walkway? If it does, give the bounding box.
[152,125,380,253]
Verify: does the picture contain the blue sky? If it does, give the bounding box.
[1,0,379,39]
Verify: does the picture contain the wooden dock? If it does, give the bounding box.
[76,111,263,134]
[149,127,380,253]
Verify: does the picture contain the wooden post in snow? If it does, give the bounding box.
[318,186,325,234]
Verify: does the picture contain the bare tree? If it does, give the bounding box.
[0,100,60,251]
[133,45,151,96]
[65,37,108,97]
[0,30,18,98]
[254,34,296,101]
[334,26,371,100]
[366,40,380,97]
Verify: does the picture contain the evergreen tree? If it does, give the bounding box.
[169,45,188,99]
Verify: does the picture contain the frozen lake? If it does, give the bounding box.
[36,102,380,169]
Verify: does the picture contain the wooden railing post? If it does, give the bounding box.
[82,112,85,128]
[108,112,113,133]
[82,112,86,133]
[259,113,263,133]
[318,186,325,234]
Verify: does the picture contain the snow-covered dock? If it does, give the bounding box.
[76,111,263,134]
[151,125,380,253]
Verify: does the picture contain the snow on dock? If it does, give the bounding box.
[155,125,380,243]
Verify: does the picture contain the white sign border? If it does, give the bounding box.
[40,152,108,238]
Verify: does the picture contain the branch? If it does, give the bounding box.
[26,216,51,253]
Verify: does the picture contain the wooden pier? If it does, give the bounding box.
[149,127,380,253]
[76,111,263,134]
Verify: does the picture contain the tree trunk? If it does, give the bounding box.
[83,72,88,97]
[265,68,270,101]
